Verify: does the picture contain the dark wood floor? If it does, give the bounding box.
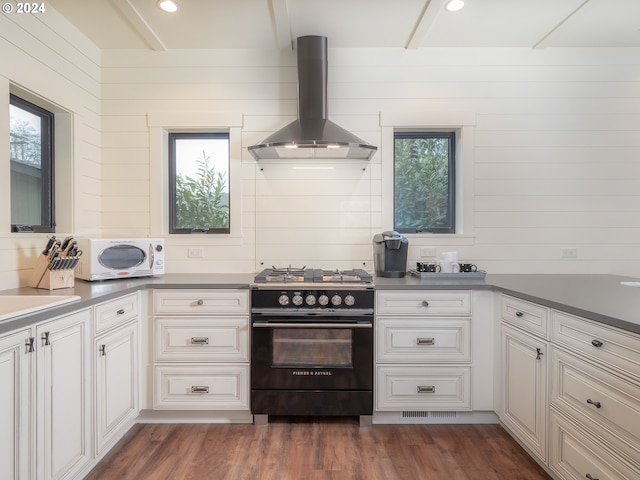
[85,417,552,480]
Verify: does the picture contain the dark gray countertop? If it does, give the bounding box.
[375,273,640,334]
[0,274,253,334]
[2,273,640,335]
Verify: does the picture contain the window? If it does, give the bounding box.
[9,94,55,232]
[168,132,230,234]
[394,131,456,233]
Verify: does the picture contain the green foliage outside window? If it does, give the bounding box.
[394,133,454,233]
[175,150,229,231]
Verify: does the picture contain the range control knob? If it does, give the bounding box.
[318,294,329,306]
[292,294,303,306]
[331,294,342,306]
[344,294,355,306]
[278,294,289,306]
[305,294,316,306]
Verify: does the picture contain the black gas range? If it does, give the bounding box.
[250,266,374,427]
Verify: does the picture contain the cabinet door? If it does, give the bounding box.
[376,365,471,411]
[500,323,548,463]
[154,316,249,362]
[95,322,138,455]
[376,318,471,363]
[36,309,91,480]
[0,328,33,480]
[550,409,640,480]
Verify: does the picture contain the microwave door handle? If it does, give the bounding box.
[149,243,154,269]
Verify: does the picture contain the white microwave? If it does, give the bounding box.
[75,238,165,281]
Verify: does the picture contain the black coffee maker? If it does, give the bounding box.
[373,231,409,278]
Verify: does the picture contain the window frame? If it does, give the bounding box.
[168,131,231,234]
[9,93,55,233]
[393,131,456,234]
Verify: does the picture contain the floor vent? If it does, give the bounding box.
[430,411,457,419]
[402,411,457,419]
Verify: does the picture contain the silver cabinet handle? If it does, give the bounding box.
[515,311,524,317]
[416,338,435,346]
[191,337,209,345]
[536,348,543,360]
[116,308,125,315]
[421,300,429,307]
[196,299,204,306]
[99,344,106,356]
[191,386,209,394]
[417,386,436,394]
[585,474,599,480]
[25,337,35,354]
[586,398,602,409]
[41,331,50,346]
[591,339,603,348]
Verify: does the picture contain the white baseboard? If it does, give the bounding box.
[136,409,253,424]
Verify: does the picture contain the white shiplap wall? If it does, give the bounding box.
[101,46,640,277]
[1,13,640,288]
[0,11,101,290]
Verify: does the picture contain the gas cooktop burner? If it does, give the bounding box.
[254,266,373,284]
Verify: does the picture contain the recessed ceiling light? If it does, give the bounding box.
[157,0,178,13]
[445,0,465,12]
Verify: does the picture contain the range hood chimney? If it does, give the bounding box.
[248,36,377,161]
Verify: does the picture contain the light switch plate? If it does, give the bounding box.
[420,247,437,258]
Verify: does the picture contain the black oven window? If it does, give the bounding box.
[272,329,352,367]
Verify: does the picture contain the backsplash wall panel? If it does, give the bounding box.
[98,47,640,277]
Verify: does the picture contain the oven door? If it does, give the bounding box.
[251,316,373,391]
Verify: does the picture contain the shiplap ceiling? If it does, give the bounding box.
[47,0,640,51]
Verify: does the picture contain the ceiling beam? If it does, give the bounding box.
[405,0,446,49]
[110,0,167,51]
[270,0,293,50]
[533,0,591,49]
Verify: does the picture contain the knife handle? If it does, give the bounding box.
[42,235,56,255]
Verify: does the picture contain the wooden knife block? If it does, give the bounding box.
[28,254,75,290]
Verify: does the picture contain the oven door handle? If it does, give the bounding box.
[252,322,372,329]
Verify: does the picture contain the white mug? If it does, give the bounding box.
[440,261,460,273]
[440,251,458,262]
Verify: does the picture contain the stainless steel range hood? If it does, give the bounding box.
[248,36,377,161]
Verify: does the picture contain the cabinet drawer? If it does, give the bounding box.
[94,292,139,334]
[376,318,471,363]
[551,310,640,382]
[154,364,249,410]
[154,289,249,315]
[550,410,640,480]
[376,366,471,411]
[501,295,549,339]
[551,348,640,449]
[376,291,471,316]
[154,317,249,362]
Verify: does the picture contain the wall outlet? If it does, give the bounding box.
[188,247,204,259]
[420,247,437,258]
[561,248,578,259]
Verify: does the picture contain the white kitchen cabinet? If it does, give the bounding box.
[93,293,140,456]
[152,289,250,412]
[375,290,473,416]
[549,409,640,480]
[154,364,248,409]
[376,365,471,410]
[499,295,550,464]
[549,310,640,478]
[500,322,548,463]
[0,328,33,480]
[36,308,92,480]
